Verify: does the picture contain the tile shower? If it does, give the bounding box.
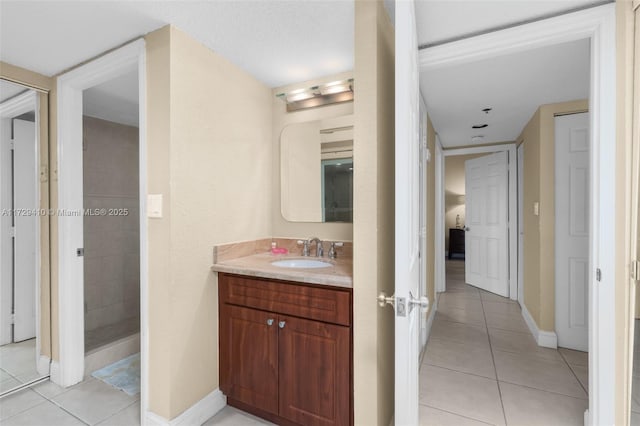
[82,116,140,354]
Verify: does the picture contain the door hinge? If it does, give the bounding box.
[76,248,84,257]
[631,260,640,281]
[9,227,15,238]
[10,313,15,324]
[596,268,602,282]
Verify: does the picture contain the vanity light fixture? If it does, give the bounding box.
[277,78,354,112]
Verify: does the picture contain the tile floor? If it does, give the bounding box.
[1,339,48,394]
[0,376,272,425]
[419,260,589,426]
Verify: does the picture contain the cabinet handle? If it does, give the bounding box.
[278,321,286,329]
[267,319,274,326]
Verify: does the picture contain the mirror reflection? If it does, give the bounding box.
[0,79,49,396]
[281,115,353,223]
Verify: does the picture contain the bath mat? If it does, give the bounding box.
[91,353,140,396]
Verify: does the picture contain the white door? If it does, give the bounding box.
[13,119,37,342]
[555,112,589,352]
[464,152,509,297]
[395,0,424,424]
[0,118,12,345]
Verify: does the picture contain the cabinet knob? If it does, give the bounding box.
[278,321,286,329]
[267,318,274,326]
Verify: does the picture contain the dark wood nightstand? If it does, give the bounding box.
[448,228,465,259]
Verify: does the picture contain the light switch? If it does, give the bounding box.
[533,202,539,216]
[148,194,163,218]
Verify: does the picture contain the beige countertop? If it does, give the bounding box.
[211,252,353,289]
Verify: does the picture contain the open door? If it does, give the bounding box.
[394,0,427,424]
[13,119,37,342]
[464,152,509,297]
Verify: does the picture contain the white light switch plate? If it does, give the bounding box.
[148,194,163,218]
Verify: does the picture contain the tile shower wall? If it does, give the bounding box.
[83,116,140,343]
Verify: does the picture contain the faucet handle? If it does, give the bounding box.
[328,241,343,259]
[297,240,310,256]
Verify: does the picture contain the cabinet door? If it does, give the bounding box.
[278,315,350,426]
[220,304,278,414]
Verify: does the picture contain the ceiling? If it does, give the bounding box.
[0,0,354,88]
[83,70,139,127]
[1,1,603,137]
[420,38,590,148]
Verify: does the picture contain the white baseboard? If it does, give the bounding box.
[37,355,51,376]
[144,388,226,426]
[521,303,558,349]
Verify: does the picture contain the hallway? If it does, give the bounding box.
[419,261,588,426]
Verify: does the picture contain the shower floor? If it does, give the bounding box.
[85,317,140,353]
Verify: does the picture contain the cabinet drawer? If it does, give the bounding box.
[219,273,352,327]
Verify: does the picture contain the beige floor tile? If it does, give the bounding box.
[419,404,492,426]
[32,380,69,399]
[438,293,484,312]
[52,378,138,425]
[203,406,275,425]
[1,377,21,393]
[489,328,563,362]
[0,388,46,421]
[430,318,489,346]
[0,368,13,381]
[436,305,486,327]
[480,300,522,315]
[419,365,505,426]
[97,401,140,426]
[1,400,85,426]
[570,364,589,393]
[479,291,515,304]
[442,287,481,300]
[484,311,530,334]
[559,348,588,367]
[423,338,495,379]
[493,350,587,398]
[500,382,588,426]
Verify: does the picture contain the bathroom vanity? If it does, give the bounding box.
[212,239,353,426]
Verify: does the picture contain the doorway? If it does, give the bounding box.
[415,5,616,425]
[54,39,148,424]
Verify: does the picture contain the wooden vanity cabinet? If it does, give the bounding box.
[219,273,353,426]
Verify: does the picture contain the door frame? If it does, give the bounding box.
[436,143,518,300]
[421,5,616,424]
[517,143,524,306]
[0,90,45,371]
[54,39,149,420]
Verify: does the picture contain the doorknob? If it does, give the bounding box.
[464,227,470,231]
[377,291,395,308]
[408,291,429,312]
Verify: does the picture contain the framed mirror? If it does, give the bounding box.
[0,79,51,396]
[280,114,353,223]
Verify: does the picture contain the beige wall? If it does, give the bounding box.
[0,65,53,360]
[145,26,273,419]
[443,154,484,251]
[616,1,636,424]
[518,100,588,332]
[271,72,353,242]
[353,1,395,425]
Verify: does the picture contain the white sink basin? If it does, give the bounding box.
[271,259,332,269]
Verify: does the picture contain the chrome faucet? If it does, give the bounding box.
[305,237,323,257]
[328,242,344,259]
